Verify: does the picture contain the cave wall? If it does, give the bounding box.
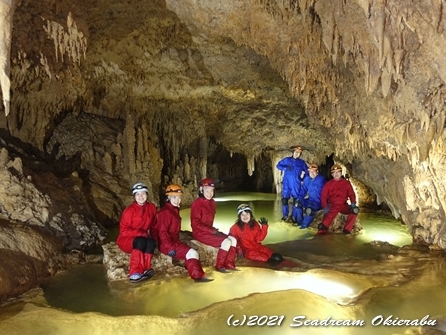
[0,0,444,249]
[165,0,446,248]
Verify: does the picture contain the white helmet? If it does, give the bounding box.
[132,182,149,195]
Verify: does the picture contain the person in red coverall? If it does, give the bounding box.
[190,178,238,272]
[117,183,157,283]
[229,204,283,263]
[155,184,213,283]
[317,164,359,235]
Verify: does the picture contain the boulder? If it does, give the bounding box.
[102,231,218,281]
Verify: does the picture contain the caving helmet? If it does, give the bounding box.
[330,164,343,173]
[165,184,184,197]
[237,203,252,215]
[132,182,149,195]
[308,163,318,171]
[290,145,304,152]
[199,178,215,189]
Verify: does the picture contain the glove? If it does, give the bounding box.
[237,249,245,258]
[168,250,176,257]
[258,217,268,225]
[350,203,360,214]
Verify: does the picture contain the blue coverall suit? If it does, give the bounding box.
[296,174,326,227]
[276,156,308,221]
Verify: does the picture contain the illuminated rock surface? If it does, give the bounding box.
[0,0,446,316]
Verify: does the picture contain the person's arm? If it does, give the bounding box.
[347,180,357,204]
[158,210,176,253]
[119,206,135,236]
[190,201,218,234]
[255,218,269,242]
[320,183,329,208]
[276,157,289,171]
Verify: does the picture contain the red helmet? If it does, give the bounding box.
[199,178,215,189]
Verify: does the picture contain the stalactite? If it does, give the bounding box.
[381,67,391,98]
[42,11,87,65]
[198,137,208,179]
[123,114,136,176]
[0,0,16,116]
[184,154,191,181]
[247,154,255,176]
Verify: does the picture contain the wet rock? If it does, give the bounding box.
[102,231,218,281]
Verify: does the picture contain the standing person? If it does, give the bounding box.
[190,178,238,272]
[276,145,308,223]
[295,163,326,229]
[317,164,359,235]
[229,204,283,263]
[155,184,213,283]
[117,182,157,283]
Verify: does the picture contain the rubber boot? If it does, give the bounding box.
[225,246,238,270]
[215,248,228,272]
[316,223,328,235]
[185,258,206,280]
[281,198,289,219]
[343,213,357,233]
[292,206,303,226]
[300,215,314,229]
[129,249,144,276]
[143,253,155,279]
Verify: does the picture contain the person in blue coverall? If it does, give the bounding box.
[276,145,308,223]
[295,163,326,228]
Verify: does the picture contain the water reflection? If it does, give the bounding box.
[2,192,444,335]
[40,192,413,316]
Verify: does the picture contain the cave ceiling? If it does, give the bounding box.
[0,0,445,249]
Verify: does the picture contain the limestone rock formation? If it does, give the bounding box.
[103,231,218,281]
[0,0,445,303]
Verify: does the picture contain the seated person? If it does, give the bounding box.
[318,164,359,235]
[229,204,283,263]
[295,163,326,228]
[155,184,213,283]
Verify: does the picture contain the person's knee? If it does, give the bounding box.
[227,235,237,247]
[132,236,156,253]
[281,198,289,206]
[268,253,283,263]
[186,248,199,260]
[132,236,146,251]
[220,238,231,251]
[144,238,157,253]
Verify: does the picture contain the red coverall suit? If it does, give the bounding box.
[156,202,205,280]
[117,201,157,276]
[190,196,236,269]
[320,178,357,232]
[229,222,273,262]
